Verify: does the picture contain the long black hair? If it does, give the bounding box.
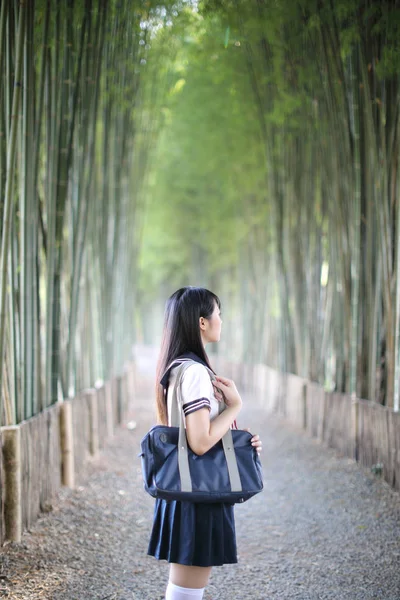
[155,286,221,424]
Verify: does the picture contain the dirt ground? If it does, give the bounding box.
[0,398,399,599]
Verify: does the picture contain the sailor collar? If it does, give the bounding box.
[160,352,209,390]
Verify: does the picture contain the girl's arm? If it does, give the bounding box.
[185,376,242,455]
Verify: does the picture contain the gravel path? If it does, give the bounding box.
[0,398,399,600]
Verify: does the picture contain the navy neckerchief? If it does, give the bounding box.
[159,351,210,391]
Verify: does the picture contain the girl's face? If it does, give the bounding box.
[200,302,222,346]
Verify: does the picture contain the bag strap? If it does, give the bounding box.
[170,360,242,494]
[169,359,224,425]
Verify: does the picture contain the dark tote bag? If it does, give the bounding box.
[139,360,263,504]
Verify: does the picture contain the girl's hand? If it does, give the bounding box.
[212,376,242,409]
[244,428,262,455]
[212,382,224,402]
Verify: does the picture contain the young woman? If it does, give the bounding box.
[148,286,263,600]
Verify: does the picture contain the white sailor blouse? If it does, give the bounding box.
[160,352,237,429]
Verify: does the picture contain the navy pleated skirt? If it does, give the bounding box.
[147,498,237,567]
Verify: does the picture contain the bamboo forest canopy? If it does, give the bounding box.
[140,0,400,410]
[0,0,399,427]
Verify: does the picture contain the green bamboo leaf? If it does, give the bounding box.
[224,25,230,48]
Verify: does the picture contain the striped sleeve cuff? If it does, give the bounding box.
[182,397,211,416]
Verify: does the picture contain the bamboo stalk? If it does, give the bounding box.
[393,166,400,411]
[66,0,106,395]
[0,1,26,427]
[349,48,361,397]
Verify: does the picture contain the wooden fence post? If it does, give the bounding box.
[351,396,359,462]
[2,426,21,542]
[105,380,114,439]
[113,375,122,426]
[302,383,307,430]
[59,401,75,488]
[119,374,127,423]
[87,389,99,456]
[317,391,326,442]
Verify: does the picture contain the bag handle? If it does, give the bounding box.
[170,360,242,494]
[169,359,224,425]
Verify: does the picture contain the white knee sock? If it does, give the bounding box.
[165,580,205,600]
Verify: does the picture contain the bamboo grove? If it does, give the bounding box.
[0,0,175,426]
[137,0,400,410]
[1,0,400,427]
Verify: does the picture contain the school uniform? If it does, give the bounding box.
[147,352,238,567]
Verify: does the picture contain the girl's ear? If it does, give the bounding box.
[199,316,206,330]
